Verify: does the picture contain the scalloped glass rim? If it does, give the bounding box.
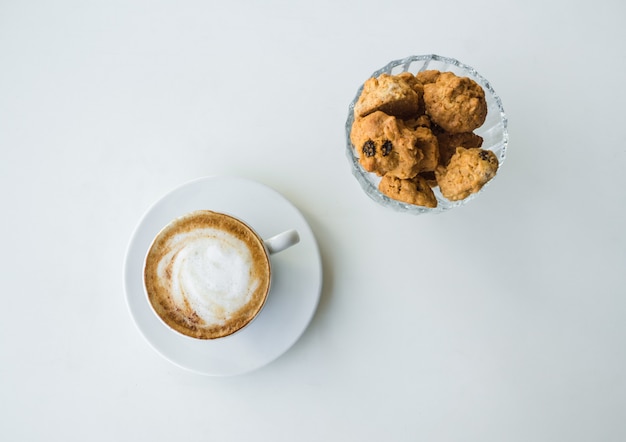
[345,54,509,215]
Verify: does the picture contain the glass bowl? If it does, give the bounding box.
[345,54,508,214]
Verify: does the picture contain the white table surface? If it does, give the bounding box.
[1,1,625,440]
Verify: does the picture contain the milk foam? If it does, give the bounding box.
[156,228,260,327]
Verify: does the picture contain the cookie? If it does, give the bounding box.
[435,131,483,167]
[435,147,499,201]
[378,174,437,208]
[423,72,487,133]
[354,73,421,119]
[414,126,439,172]
[350,111,423,179]
[415,69,441,85]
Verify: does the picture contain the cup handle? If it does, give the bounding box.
[264,229,300,255]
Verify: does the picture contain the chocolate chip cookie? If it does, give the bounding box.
[435,147,499,201]
[350,111,423,179]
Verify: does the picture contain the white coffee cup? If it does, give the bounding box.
[143,210,299,339]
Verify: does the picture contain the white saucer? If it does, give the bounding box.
[123,176,322,376]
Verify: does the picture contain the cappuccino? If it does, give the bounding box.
[144,210,271,339]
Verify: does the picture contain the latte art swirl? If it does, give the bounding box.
[159,229,261,327]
